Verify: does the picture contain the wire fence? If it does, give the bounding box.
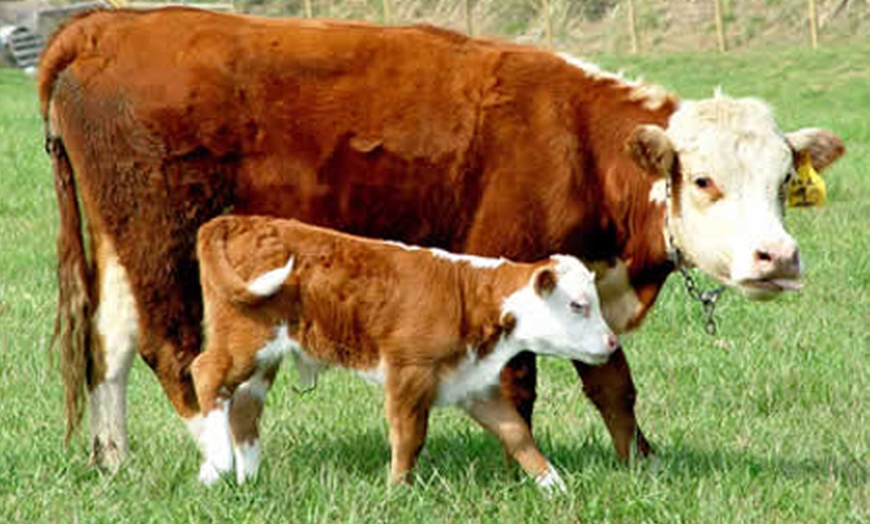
[12,0,869,54]
[228,0,869,53]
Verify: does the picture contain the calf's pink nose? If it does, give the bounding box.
[605,333,619,351]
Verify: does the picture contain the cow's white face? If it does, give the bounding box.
[503,255,618,365]
[629,95,844,300]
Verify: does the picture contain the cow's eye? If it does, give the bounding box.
[692,176,724,201]
[783,170,795,185]
[569,300,590,317]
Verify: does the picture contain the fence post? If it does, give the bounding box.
[383,0,392,25]
[807,0,819,48]
[464,0,474,36]
[627,0,639,54]
[303,0,313,18]
[713,0,727,52]
[542,0,553,48]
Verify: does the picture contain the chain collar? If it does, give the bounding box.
[663,178,727,336]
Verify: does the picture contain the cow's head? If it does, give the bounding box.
[503,255,619,365]
[629,94,844,300]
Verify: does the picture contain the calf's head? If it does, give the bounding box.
[503,255,618,365]
[629,94,845,300]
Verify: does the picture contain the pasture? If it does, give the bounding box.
[0,41,867,523]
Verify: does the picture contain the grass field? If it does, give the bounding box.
[0,41,867,523]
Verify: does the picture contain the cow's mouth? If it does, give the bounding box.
[738,277,802,297]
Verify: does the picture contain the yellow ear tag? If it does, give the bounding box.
[788,151,827,208]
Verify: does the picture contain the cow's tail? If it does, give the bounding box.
[46,133,92,444]
[37,8,110,116]
[39,11,107,442]
[197,218,294,306]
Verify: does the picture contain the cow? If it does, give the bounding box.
[192,215,619,489]
[38,7,845,473]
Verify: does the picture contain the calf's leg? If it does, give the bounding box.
[189,349,235,484]
[228,363,280,484]
[464,395,566,493]
[572,347,651,461]
[385,366,435,485]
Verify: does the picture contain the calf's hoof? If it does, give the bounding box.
[535,463,567,495]
[199,460,231,485]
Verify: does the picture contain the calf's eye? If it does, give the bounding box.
[569,301,590,317]
[694,177,711,189]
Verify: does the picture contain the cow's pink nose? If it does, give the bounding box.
[605,333,619,351]
[754,241,801,279]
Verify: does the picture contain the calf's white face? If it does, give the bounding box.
[503,255,618,365]
[630,94,844,300]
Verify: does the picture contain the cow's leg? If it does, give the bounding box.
[572,347,651,461]
[228,363,280,485]
[499,351,538,428]
[385,366,434,485]
[189,349,234,484]
[464,395,566,493]
[88,239,139,470]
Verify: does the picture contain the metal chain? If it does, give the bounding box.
[677,263,726,335]
[664,177,726,336]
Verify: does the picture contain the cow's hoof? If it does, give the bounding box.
[88,437,128,472]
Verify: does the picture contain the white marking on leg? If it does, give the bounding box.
[199,401,233,485]
[90,242,139,469]
[230,377,269,485]
[183,414,208,456]
[535,462,567,494]
[247,256,294,297]
[234,439,261,485]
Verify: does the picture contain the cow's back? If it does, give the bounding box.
[42,8,513,248]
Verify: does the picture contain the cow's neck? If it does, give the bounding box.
[568,82,678,332]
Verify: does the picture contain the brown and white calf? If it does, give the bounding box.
[191,215,618,489]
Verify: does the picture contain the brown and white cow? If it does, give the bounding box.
[38,7,844,472]
[192,215,618,489]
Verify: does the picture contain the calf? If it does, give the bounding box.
[191,215,619,489]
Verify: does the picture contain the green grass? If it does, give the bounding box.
[1,41,868,523]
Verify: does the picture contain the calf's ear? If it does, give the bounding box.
[499,312,517,337]
[627,125,675,178]
[785,128,845,172]
[533,267,558,297]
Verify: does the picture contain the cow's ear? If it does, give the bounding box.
[785,128,845,172]
[533,266,557,297]
[627,125,675,178]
